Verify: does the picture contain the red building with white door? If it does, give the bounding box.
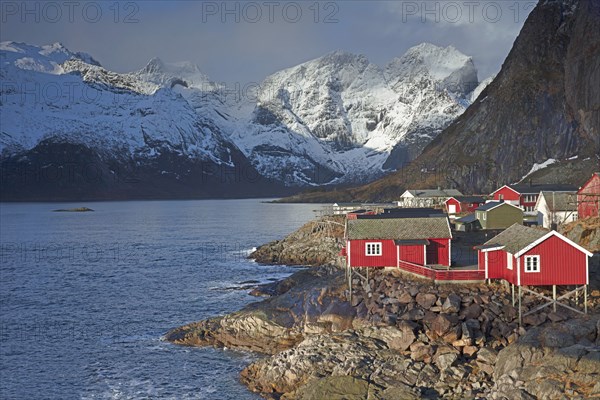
[578,173,600,219]
[344,217,452,268]
[477,224,592,286]
[445,196,486,216]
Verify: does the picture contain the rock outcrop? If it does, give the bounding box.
[561,217,600,253]
[167,262,600,399]
[491,316,600,399]
[165,267,351,354]
[249,215,345,266]
[167,213,600,399]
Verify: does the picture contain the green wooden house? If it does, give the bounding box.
[475,201,523,230]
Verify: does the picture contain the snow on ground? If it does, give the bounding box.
[519,159,558,182]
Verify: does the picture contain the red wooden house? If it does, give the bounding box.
[577,173,600,219]
[445,196,486,216]
[491,183,577,212]
[477,224,592,287]
[344,217,452,268]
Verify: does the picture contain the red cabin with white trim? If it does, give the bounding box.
[445,196,486,216]
[491,183,578,212]
[477,224,592,286]
[344,217,452,268]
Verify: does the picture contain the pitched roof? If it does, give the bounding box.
[476,201,521,212]
[405,189,463,198]
[508,183,578,195]
[455,214,478,224]
[481,224,548,254]
[347,217,451,240]
[538,191,577,212]
[358,208,445,219]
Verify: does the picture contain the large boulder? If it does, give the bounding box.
[492,316,600,399]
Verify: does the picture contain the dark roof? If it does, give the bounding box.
[404,189,463,198]
[347,217,451,240]
[508,183,578,195]
[481,224,549,254]
[455,214,478,224]
[452,196,486,203]
[357,208,445,219]
[348,209,368,214]
[476,201,511,211]
[394,239,430,246]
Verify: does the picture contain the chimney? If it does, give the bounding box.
[528,179,532,187]
[551,222,558,231]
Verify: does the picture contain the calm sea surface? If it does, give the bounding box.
[0,200,324,399]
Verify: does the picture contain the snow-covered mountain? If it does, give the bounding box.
[0,41,274,200]
[1,41,235,162]
[0,41,490,199]
[232,44,486,185]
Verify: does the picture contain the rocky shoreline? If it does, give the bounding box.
[165,218,600,399]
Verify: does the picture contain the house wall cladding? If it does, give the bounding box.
[519,235,588,286]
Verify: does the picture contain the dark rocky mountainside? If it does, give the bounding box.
[413,0,600,193]
[281,0,600,203]
[0,141,290,201]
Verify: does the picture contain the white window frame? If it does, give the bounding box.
[524,255,540,273]
[365,242,382,256]
[482,213,487,221]
[507,253,513,270]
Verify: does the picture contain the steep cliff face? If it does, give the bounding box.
[406,0,600,193]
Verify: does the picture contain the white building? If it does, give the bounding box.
[534,191,578,229]
[397,189,463,208]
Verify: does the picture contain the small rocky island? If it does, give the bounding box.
[53,207,94,212]
[165,217,600,399]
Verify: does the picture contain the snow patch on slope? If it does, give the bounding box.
[519,159,559,182]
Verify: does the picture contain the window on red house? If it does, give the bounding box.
[365,242,382,256]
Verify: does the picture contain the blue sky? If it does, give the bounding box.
[1,1,535,84]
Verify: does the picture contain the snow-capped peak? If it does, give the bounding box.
[2,40,487,189]
[403,43,473,80]
[385,43,478,96]
[229,44,483,186]
[141,57,167,74]
[135,57,212,90]
[0,41,100,74]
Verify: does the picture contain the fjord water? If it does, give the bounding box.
[0,200,323,399]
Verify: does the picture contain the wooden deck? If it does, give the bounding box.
[396,261,485,282]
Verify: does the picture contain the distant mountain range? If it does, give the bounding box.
[282,0,600,203]
[0,40,488,200]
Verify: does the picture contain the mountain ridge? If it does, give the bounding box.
[280,0,599,203]
[1,40,490,200]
